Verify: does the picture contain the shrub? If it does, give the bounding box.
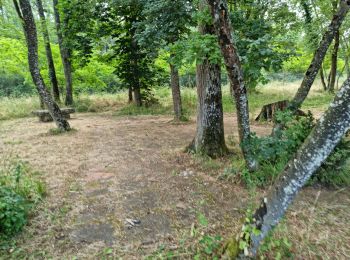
[0,159,45,241]
[0,74,35,98]
[0,187,28,237]
[238,111,350,188]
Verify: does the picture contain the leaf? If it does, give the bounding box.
[197,213,208,227]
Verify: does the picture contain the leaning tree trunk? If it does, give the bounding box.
[289,0,350,112]
[207,0,257,171]
[328,30,340,92]
[36,0,60,102]
[224,76,350,258]
[15,0,70,131]
[53,0,73,106]
[170,62,183,120]
[320,64,327,91]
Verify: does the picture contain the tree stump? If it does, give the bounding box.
[255,100,306,122]
[32,108,75,122]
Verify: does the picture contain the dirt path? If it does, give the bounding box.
[0,113,349,259]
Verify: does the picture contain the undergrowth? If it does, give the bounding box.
[225,111,350,188]
[0,157,46,248]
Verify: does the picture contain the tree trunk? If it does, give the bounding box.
[320,64,327,91]
[36,0,60,102]
[329,30,340,92]
[170,62,183,120]
[53,0,73,106]
[226,76,350,258]
[191,58,227,157]
[15,0,70,131]
[133,86,142,107]
[289,0,349,111]
[128,86,133,103]
[207,0,257,171]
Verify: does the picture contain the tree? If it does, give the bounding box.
[136,0,193,120]
[53,0,73,105]
[188,1,227,158]
[207,0,257,170]
[93,0,163,107]
[13,0,70,131]
[289,0,350,112]
[36,0,60,102]
[223,75,350,258]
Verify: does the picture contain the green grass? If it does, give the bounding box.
[0,79,338,121]
[0,96,40,121]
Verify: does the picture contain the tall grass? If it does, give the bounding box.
[0,79,338,121]
[0,96,40,121]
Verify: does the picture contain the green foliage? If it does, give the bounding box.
[259,226,293,259]
[0,187,28,237]
[0,74,34,97]
[310,139,350,187]
[230,2,296,89]
[0,159,45,241]
[240,110,350,188]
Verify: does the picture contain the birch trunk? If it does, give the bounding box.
[207,0,257,170]
[53,0,73,106]
[15,0,70,131]
[36,0,60,102]
[227,76,350,258]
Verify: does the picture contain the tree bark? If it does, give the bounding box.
[207,0,257,170]
[133,86,142,107]
[128,86,133,103]
[320,64,327,91]
[170,62,183,120]
[53,0,73,106]
[228,76,350,258]
[289,0,350,111]
[192,58,227,157]
[328,30,340,92]
[36,0,60,102]
[15,0,70,131]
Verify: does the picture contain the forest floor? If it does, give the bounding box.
[0,113,349,259]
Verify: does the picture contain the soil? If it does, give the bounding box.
[0,113,349,259]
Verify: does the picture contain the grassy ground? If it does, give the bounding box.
[0,79,348,259]
[0,114,349,259]
[0,79,336,121]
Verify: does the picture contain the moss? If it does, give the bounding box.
[221,237,240,259]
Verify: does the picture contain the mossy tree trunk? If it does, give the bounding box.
[207,0,257,170]
[53,0,73,106]
[14,0,70,131]
[189,0,227,158]
[36,0,60,102]
[229,76,350,258]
